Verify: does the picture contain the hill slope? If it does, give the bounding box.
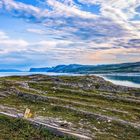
[30,62,140,73]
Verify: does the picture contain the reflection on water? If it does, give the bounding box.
[101,73,140,88]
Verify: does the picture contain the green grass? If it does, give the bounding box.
[1,95,140,140]
[0,114,76,140]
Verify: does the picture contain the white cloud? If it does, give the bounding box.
[27,28,46,34]
[0,31,9,39]
[0,31,29,54]
[46,0,98,19]
[2,0,40,13]
[0,0,140,65]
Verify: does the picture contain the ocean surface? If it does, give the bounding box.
[99,73,140,88]
[0,72,139,88]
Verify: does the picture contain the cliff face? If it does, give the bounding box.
[30,62,140,73]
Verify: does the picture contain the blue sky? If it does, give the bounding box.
[0,0,140,70]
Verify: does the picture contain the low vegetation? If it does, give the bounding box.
[0,74,140,139]
[0,114,75,140]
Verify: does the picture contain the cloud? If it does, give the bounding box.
[0,0,140,68]
[27,28,46,34]
[2,0,41,17]
[0,30,28,54]
[46,0,98,19]
[0,31,9,39]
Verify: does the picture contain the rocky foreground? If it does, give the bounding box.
[0,75,140,140]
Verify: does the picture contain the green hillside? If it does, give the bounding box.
[0,75,140,139]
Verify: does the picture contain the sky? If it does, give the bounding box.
[0,0,140,70]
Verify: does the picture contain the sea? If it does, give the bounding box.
[98,73,140,88]
[0,72,139,88]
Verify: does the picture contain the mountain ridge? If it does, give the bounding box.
[30,62,140,73]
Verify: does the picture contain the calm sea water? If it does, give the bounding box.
[100,73,140,88]
[0,72,139,88]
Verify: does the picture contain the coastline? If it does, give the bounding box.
[97,74,140,88]
[0,72,140,88]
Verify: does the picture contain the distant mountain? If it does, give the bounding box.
[0,69,21,72]
[30,62,140,74]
